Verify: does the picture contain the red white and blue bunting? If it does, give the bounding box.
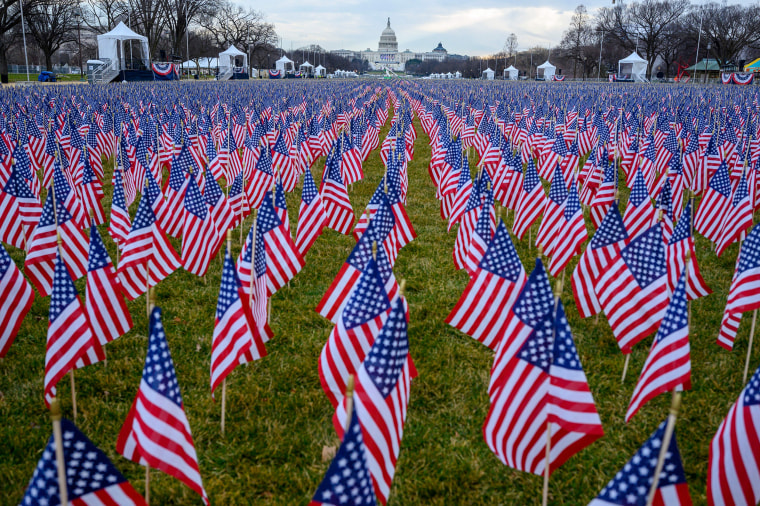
[268,69,281,79]
[722,72,754,85]
[552,75,566,82]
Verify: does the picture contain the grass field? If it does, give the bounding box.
[0,107,756,505]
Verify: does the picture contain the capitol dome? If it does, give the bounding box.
[378,18,398,53]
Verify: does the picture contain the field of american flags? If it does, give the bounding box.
[1,80,759,505]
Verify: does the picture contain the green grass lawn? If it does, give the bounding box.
[7,72,86,83]
[0,110,756,505]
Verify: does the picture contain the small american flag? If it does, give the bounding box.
[45,250,105,406]
[464,183,495,277]
[86,221,133,346]
[21,418,147,506]
[513,159,545,240]
[321,147,354,235]
[258,189,304,295]
[708,361,760,506]
[590,420,691,505]
[715,170,752,257]
[535,164,568,257]
[0,242,35,358]
[181,176,220,276]
[0,167,33,249]
[116,306,210,505]
[623,167,657,239]
[666,201,711,301]
[548,178,587,277]
[296,168,328,257]
[597,224,669,353]
[626,268,691,422]
[694,160,733,244]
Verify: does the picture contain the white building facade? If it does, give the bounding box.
[331,18,448,72]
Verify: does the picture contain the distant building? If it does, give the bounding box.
[330,18,449,71]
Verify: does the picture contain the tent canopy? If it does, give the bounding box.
[745,57,760,71]
[276,56,295,72]
[536,61,555,79]
[182,58,219,69]
[504,65,518,79]
[219,45,247,70]
[300,61,313,68]
[482,67,494,80]
[685,59,720,72]
[618,51,648,81]
[97,21,149,69]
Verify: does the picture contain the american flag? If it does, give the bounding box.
[81,154,106,226]
[25,189,89,297]
[384,156,415,253]
[717,222,760,350]
[248,145,275,210]
[624,167,657,239]
[317,194,398,323]
[452,179,481,270]
[310,408,377,506]
[0,242,34,358]
[117,190,182,301]
[513,158,545,240]
[657,179,674,243]
[333,295,413,505]
[45,250,105,406]
[236,221,273,342]
[181,176,220,277]
[464,184,495,277]
[5,163,41,231]
[626,268,691,422]
[596,224,669,353]
[485,260,603,475]
[116,306,210,505]
[203,165,234,255]
[447,221,526,350]
[590,420,692,505]
[296,168,328,257]
[86,221,133,346]
[572,203,628,319]
[211,246,267,394]
[0,167,33,249]
[321,146,355,235]
[157,145,192,239]
[206,135,224,182]
[498,150,524,212]
[589,155,617,230]
[548,178,587,277]
[666,201,711,300]
[535,164,568,257]
[271,129,294,189]
[542,136,568,179]
[227,172,248,228]
[258,189,304,295]
[708,361,760,506]
[695,160,733,244]
[21,418,147,506]
[319,257,392,408]
[715,170,752,257]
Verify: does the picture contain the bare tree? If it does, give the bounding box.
[125,0,167,59]
[597,0,690,79]
[0,0,38,82]
[161,0,218,61]
[685,2,760,67]
[82,0,127,34]
[560,5,598,78]
[26,0,78,70]
[504,32,518,65]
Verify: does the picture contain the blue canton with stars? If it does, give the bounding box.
[21,418,131,506]
[216,247,242,319]
[131,189,157,231]
[143,307,184,407]
[595,420,688,505]
[512,259,554,329]
[629,168,650,207]
[552,301,583,371]
[743,363,760,407]
[275,179,288,211]
[524,158,540,191]
[479,221,524,282]
[341,258,391,331]
[620,225,667,289]
[311,408,376,506]
[548,165,568,205]
[253,224,267,279]
[365,297,408,398]
[709,161,732,197]
[669,201,693,245]
[256,149,274,177]
[563,178,581,221]
[50,251,80,323]
[737,222,760,275]
[302,168,319,205]
[517,305,555,373]
[474,187,494,241]
[732,171,749,207]
[655,268,689,343]
[203,166,223,205]
[0,242,14,277]
[590,205,628,250]
[258,191,283,236]
[3,167,34,199]
[183,177,208,220]
[87,223,112,272]
[347,196,395,279]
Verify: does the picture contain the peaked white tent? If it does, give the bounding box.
[504,65,519,80]
[275,55,294,73]
[482,67,494,80]
[315,64,326,77]
[618,51,648,82]
[536,61,555,80]
[299,61,314,76]
[219,45,248,72]
[97,22,149,70]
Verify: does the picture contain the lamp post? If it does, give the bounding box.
[596,29,605,81]
[703,42,711,84]
[75,8,83,80]
[185,3,190,79]
[19,0,31,81]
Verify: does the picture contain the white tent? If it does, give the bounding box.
[182,58,218,70]
[454,71,462,79]
[482,67,494,80]
[97,22,150,71]
[299,61,314,76]
[504,65,518,80]
[275,55,295,73]
[446,72,453,79]
[618,51,648,82]
[219,45,248,73]
[315,65,326,77]
[536,61,555,80]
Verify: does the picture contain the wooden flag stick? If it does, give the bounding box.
[50,398,68,506]
[645,391,682,506]
[543,277,563,506]
[743,309,758,384]
[622,354,631,383]
[145,466,150,505]
[344,375,355,434]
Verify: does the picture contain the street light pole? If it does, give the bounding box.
[703,42,711,84]
[185,3,190,79]
[693,6,703,85]
[597,30,605,81]
[19,0,30,81]
[76,9,83,79]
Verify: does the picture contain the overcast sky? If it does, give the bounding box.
[247,0,758,56]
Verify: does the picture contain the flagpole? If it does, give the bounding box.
[645,391,682,506]
[50,398,69,505]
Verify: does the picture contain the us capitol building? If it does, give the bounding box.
[331,18,449,72]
